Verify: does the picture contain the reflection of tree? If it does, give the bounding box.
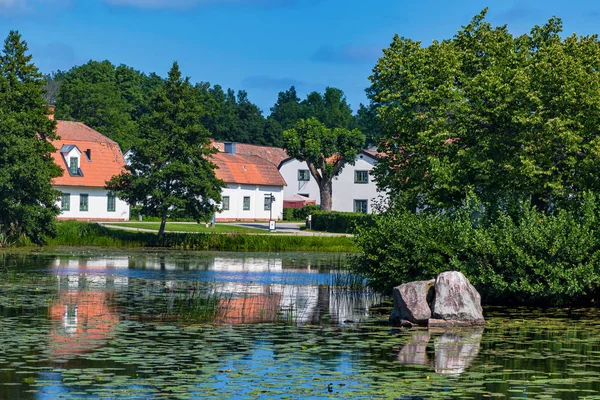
[396,328,483,375]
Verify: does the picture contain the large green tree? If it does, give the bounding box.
[0,31,62,244]
[55,61,160,150]
[107,62,223,237]
[369,9,600,212]
[284,118,365,210]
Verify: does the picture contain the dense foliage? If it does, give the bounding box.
[282,204,320,221]
[106,62,224,236]
[46,58,377,150]
[0,31,62,245]
[284,118,365,210]
[369,9,600,212]
[311,211,375,233]
[352,195,600,306]
[55,61,162,151]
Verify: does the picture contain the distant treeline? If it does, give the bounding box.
[44,61,378,151]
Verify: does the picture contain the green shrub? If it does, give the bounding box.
[311,211,375,233]
[352,194,600,306]
[129,206,197,222]
[283,205,321,221]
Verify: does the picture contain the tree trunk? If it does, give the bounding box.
[531,193,548,213]
[158,208,168,238]
[319,180,333,211]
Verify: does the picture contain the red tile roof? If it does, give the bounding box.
[212,152,286,186]
[362,149,384,159]
[51,121,127,187]
[212,141,290,167]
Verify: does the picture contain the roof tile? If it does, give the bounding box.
[212,152,286,186]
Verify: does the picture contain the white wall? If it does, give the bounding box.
[216,184,284,221]
[280,153,387,213]
[55,186,130,221]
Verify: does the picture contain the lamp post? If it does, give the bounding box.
[269,193,276,232]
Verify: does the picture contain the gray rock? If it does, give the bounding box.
[390,279,435,326]
[431,271,484,323]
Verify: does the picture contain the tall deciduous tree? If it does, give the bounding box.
[55,61,160,151]
[284,118,365,210]
[0,31,63,244]
[107,62,224,237]
[369,9,600,212]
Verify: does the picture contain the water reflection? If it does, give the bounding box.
[50,253,377,326]
[396,328,483,375]
[49,275,121,359]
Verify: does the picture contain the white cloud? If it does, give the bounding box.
[0,0,26,11]
[0,0,66,14]
[104,0,296,9]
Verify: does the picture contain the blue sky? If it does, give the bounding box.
[0,0,599,112]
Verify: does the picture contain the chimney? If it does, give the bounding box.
[46,105,55,121]
[224,142,236,155]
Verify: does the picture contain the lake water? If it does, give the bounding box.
[1,249,600,399]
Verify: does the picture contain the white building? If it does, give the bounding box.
[278,150,386,213]
[212,141,387,214]
[211,144,286,221]
[50,120,130,221]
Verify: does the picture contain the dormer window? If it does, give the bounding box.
[59,144,83,177]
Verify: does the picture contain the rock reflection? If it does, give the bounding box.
[433,328,483,375]
[396,328,483,375]
[396,331,431,366]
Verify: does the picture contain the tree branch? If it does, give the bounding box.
[307,161,322,186]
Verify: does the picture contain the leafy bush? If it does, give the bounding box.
[129,206,197,222]
[311,211,375,233]
[283,205,321,221]
[352,195,600,306]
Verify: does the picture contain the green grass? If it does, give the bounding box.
[45,221,358,252]
[109,222,266,234]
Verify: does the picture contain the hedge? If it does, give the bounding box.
[310,211,375,233]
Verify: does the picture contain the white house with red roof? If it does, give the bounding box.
[278,149,386,213]
[213,140,387,214]
[211,143,285,221]
[50,115,130,221]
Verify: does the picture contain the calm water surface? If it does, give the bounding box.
[1,249,599,399]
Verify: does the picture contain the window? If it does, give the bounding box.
[222,196,230,211]
[61,193,70,211]
[80,194,89,212]
[354,200,368,214]
[264,195,272,211]
[298,169,310,181]
[243,196,251,211]
[355,170,369,184]
[107,193,116,212]
[298,193,309,198]
[69,157,79,175]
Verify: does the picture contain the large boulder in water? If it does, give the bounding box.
[390,279,435,326]
[431,271,484,325]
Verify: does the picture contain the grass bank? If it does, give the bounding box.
[47,221,357,252]
[108,222,267,234]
